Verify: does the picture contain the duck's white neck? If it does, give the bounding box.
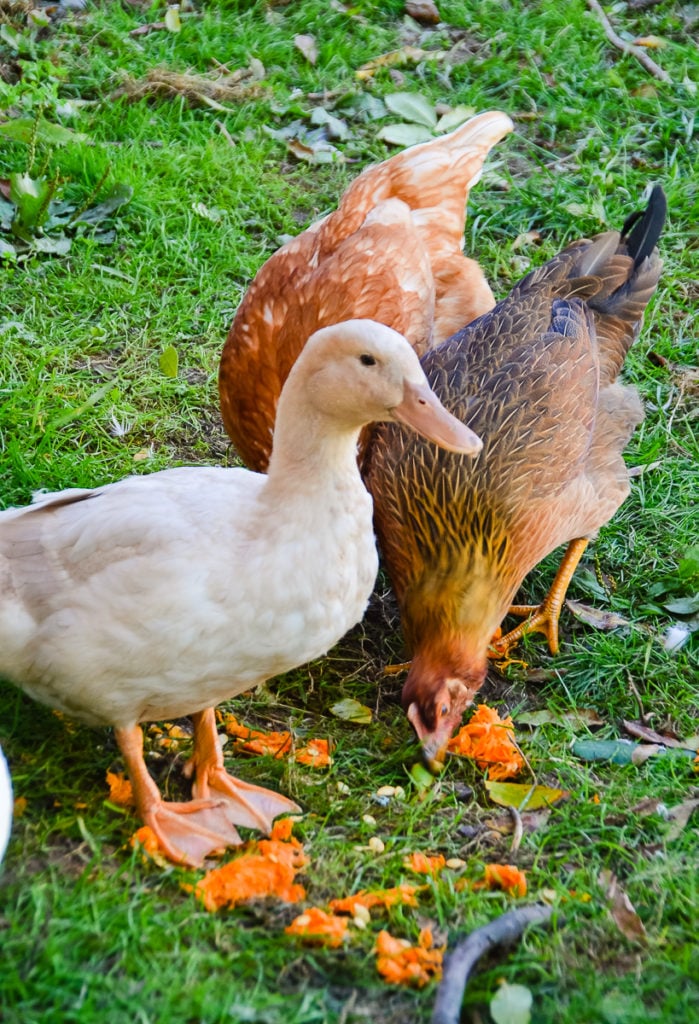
[264,377,365,494]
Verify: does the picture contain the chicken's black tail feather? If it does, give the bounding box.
[621,184,667,269]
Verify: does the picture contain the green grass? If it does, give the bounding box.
[1,1,697,1022]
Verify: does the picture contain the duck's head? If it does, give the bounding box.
[401,651,487,772]
[296,319,482,453]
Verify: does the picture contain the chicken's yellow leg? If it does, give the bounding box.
[186,708,301,834]
[490,537,589,657]
[115,724,241,867]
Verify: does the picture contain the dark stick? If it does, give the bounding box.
[585,0,671,84]
[431,904,555,1024]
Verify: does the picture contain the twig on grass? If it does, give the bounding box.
[431,904,555,1024]
[586,0,671,84]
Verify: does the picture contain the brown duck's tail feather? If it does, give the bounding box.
[590,188,666,383]
[621,184,667,268]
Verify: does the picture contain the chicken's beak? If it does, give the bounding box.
[407,702,449,775]
[392,381,482,456]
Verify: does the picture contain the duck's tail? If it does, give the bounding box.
[516,187,666,385]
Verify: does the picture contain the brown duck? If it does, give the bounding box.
[364,187,666,765]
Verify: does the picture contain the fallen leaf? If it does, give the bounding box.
[622,720,699,751]
[384,92,437,128]
[512,230,542,250]
[491,981,533,1024]
[294,33,318,65]
[356,46,446,80]
[106,770,134,807]
[600,870,647,944]
[573,738,695,766]
[435,105,476,132]
[164,6,181,33]
[375,927,443,987]
[329,698,372,724]
[448,704,525,780]
[286,138,344,164]
[664,798,699,842]
[409,762,438,790]
[633,35,668,48]
[406,0,441,26]
[485,781,568,811]
[516,708,604,728]
[159,345,179,379]
[376,123,434,147]
[285,907,350,946]
[566,600,631,631]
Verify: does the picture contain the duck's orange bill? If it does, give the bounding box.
[392,381,482,456]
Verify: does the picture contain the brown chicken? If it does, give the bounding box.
[363,187,666,765]
[219,110,513,471]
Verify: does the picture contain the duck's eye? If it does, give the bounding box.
[440,704,449,717]
[359,353,376,366]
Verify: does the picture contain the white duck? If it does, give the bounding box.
[0,319,481,867]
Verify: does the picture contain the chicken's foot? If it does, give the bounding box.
[491,538,589,657]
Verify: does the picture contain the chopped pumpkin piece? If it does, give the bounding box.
[223,714,292,758]
[285,906,350,946]
[404,851,446,875]
[329,884,423,915]
[190,820,308,911]
[476,863,527,897]
[447,703,525,780]
[375,927,443,987]
[295,738,331,767]
[106,769,135,807]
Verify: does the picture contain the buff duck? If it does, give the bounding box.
[364,187,666,765]
[219,110,513,471]
[0,320,480,866]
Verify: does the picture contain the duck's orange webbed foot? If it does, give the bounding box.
[185,708,301,835]
[115,724,243,868]
[490,538,589,658]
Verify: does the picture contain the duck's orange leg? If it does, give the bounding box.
[491,538,589,657]
[185,708,301,834]
[115,724,242,867]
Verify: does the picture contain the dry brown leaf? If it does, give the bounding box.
[356,46,446,80]
[111,68,264,108]
[566,600,631,631]
[665,798,699,842]
[622,720,699,752]
[600,870,647,944]
[512,230,542,250]
[406,0,441,25]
